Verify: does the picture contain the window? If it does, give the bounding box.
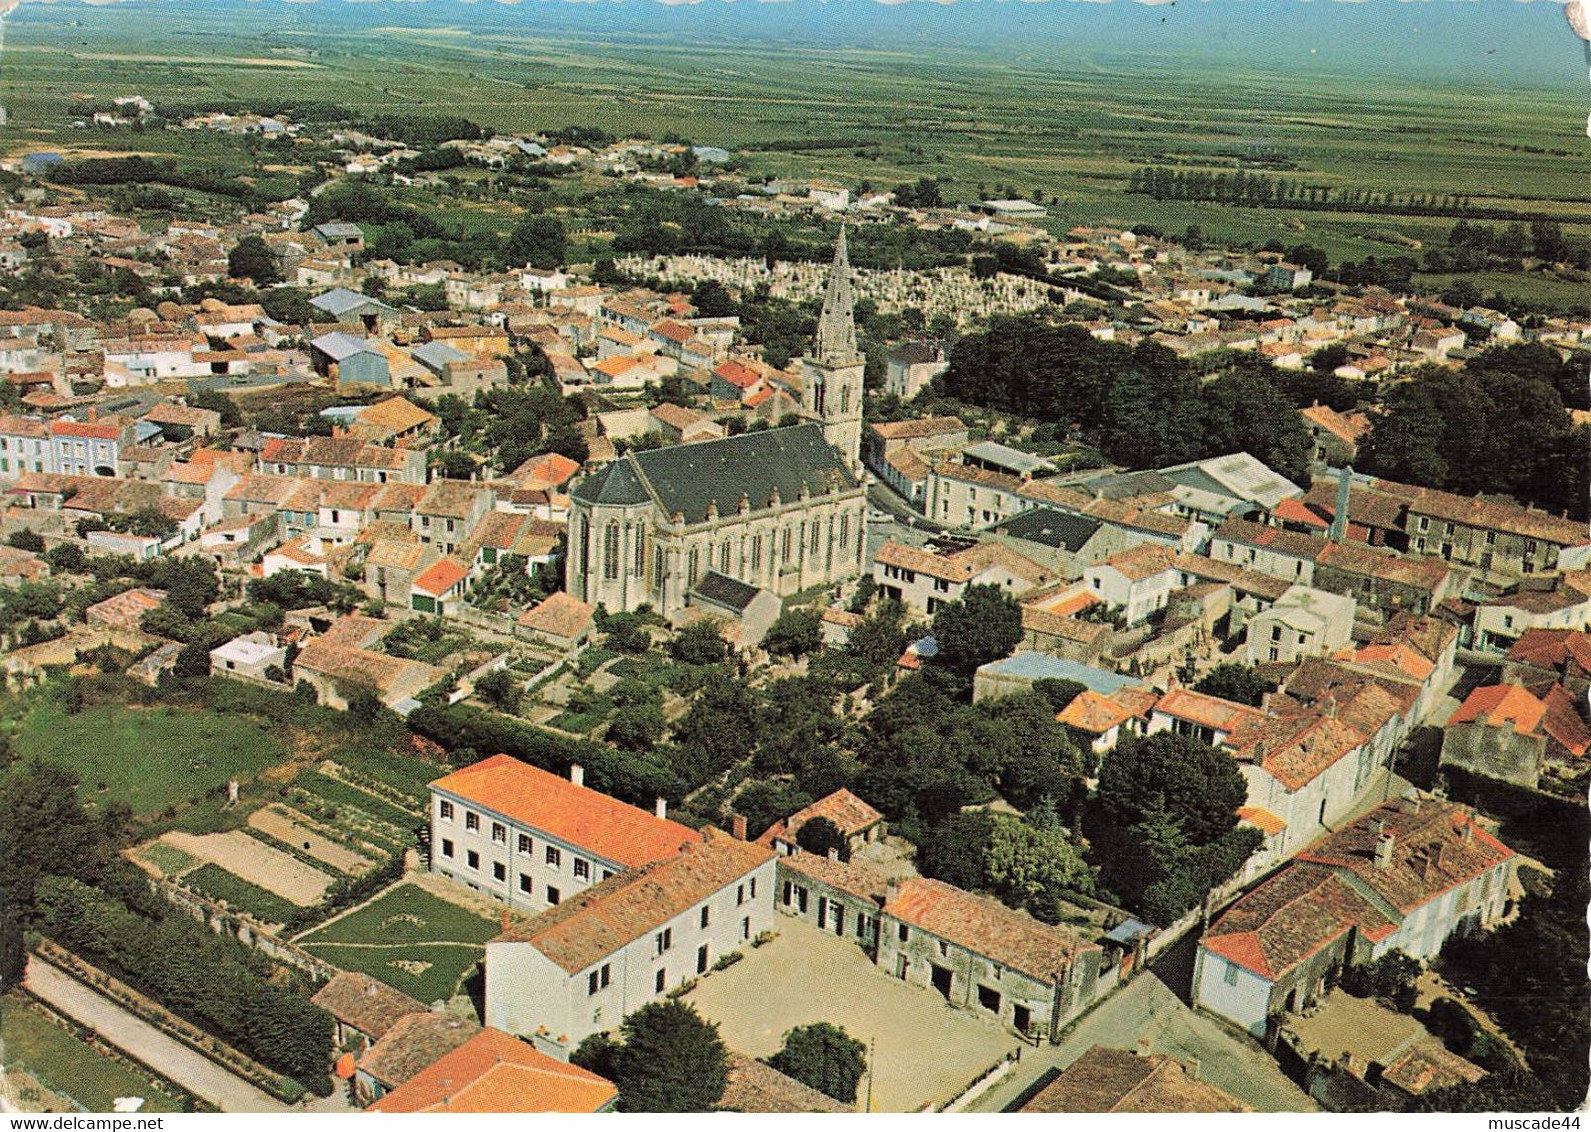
[1485,530,1497,545]
[519,873,532,895]
[439,800,454,821]
[1271,625,1282,642]
[736,883,745,906]
[634,533,645,577]
[587,964,611,995]
[465,812,480,832]
[697,943,710,974]
[1418,516,1429,531]
[517,834,532,854]
[838,513,849,549]
[1224,963,1239,987]
[493,862,506,882]
[781,527,792,561]
[655,968,667,994]
[546,886,560,905]
[466,850,480,871]
[441,838,454,859]
[491,822,506,844]
[588,970,601,995]
[748,877,756,899]
[750,534,762,572]
[601,869,613,882]
[574,858,590,881]
[655,928,673,955]
[898,924,909,943]
[700,906,711,929]
[977,985,1002,1014]
[545,846,561,868]
[688,548,700,587]
[603,520,620,582]
[719,541,730,573]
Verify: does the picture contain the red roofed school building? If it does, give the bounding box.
[1193,795,1516,1037]
[368,1027,617,1113]
[428,754,697,915]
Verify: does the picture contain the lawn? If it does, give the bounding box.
[137,842,199,878]
[183,863,301,925]
[293,942,485,1006]
[296,884,501,947]
[0,994,184,1114]
[296,883,502,1004]
[11,702,287,816]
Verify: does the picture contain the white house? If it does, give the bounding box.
[484,830,777,1057]
[1081,544,1178,626]
[1244,585,1356,665]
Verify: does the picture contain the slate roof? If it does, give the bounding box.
[692,570,762,613]
[311,330,380,361]
[1000,507,1102,553]
[571,423,858,524]
[1019,1046,1250,1113]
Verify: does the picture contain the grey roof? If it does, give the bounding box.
[573,424,858,524]
[1158,453,1302,512]
[411,340,469,371]
[1077,469,1177,501]
[691,571,761,613]
[313,221,364,240]
[963,440,1054,477]
[1000,508,1101,553]
[311,331,380,361]
[977,651,1138,695]
[310,287,397,319]
[888,339,943,366]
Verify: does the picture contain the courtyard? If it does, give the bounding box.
[684,915,1017,1112]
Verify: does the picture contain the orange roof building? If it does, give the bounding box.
[757,788,886,855]
[1441,682,1589,787]
[1195,796,1516,1037]
[368,1028,616,1113]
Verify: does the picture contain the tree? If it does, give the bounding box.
[503,214,566,269]
[915,810,996,890]
[690,279,737,318]
[846,599,909,668]
[1193,663,1274,707]
[763,609,823,659]
[1032,678,1087,714]
[930,584,1023,679]
[228,234,280,286]
[794,815,849,862]
[984,813,1095,909]
[5,529,43,552]
[1199,363,1312,485]
[1341,949,1420,1012]
[474,669,521,714]
[611,1000,729,1112]
[671,619,729,665]
[606,704,665,752]
[172,639,212,679]
[43,542,85,574]
[1418,1066,1555,1114]
[765,1023,867,1104]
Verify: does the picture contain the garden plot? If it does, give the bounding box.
[159,831,334,907]
[248,804,377,876]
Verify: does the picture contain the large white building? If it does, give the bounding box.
[485,830,777,1057]
[428,755,697,913]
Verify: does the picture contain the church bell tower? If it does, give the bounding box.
[800,227,865,471]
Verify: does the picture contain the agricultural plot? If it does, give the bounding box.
[0,994,184,1115]
[158,831,334,907]
[180,862,301,926]
[295,883,502,1005]
[11,702,286,817]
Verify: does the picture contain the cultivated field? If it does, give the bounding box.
[294,882,504,1005]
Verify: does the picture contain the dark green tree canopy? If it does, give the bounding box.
[612,1000,729,1112]
[765,1022,868,1104]
[794,815,849,862]
[930,584,1023,678]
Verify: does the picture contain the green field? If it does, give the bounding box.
[296,883,501,1004]
[11,702,287,816]
[4,0,1585,279]
[183,862,301,925]
[0,995,184,1114]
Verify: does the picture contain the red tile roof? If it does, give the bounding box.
[429,754,695,869]
[884,877,1098,984]
[411,557,468,597]
[368,1028,616,1113]
[1019,1046,1250,1113]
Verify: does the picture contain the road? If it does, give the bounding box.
[24,960,349,1114]
[968,959,1317,1113]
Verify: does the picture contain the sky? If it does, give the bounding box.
[16,0,1591,87]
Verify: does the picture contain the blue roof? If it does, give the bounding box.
[976,651,1137,695]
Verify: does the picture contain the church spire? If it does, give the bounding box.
[816,226,861,365]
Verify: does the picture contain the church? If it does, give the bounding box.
[566,230,869,618]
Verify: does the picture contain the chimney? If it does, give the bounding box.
[731,814,747,841]
[1369,816,1385,837]
[655,796,667,820]
[87,407,98,422]
[1329,464,1352,543]
[885,879,901,905]
[569,763,584,787]
[827,847,840,862]
[1374,832,1396,870]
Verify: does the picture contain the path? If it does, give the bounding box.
[24,960,291,1114]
